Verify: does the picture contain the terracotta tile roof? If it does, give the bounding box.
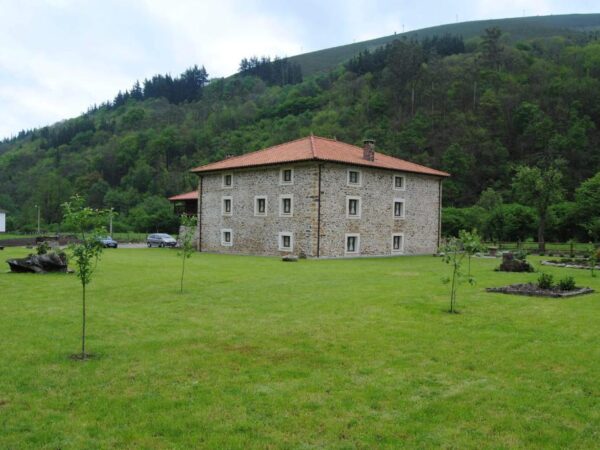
[191,136,449,177]
[168,190,198,201]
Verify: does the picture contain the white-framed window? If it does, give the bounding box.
[346,196,361,219]
[391,233,404,254]
[221,228,233,246]
[280,168,294,185]
[347,169,362,187]
[279,194,293,217]
[278,232,294,251]
[254,195,268,216]
[345,233,360,255]
[222,172,233,188]
[393,174,406,191]
[222,196,232,216]
[393,198,405,219]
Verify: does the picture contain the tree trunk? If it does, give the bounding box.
[180,255,186,293]
[538,214,546,253]
[450,265,457,313]
[82,282,86,358]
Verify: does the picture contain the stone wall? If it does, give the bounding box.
[318,164,441,257]
[199,163,318,256]
[197,162,441,257]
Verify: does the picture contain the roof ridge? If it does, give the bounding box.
[309,134,317,158]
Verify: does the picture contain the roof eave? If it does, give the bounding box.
[191,157,450,177]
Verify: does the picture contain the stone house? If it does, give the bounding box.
[190,136,449,257]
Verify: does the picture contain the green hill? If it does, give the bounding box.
[1,14,600,241]
[290,14,600,76]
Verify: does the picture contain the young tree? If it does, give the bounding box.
[512,165,564,252]
[587,243,598,278]
[459,229,484,277]
[62,195,108,360]
[441,236,475,314]
[178,214,198,293]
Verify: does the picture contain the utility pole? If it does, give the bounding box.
[35,204,40,234]
[109,208,114,237]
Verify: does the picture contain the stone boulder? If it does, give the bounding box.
[7,252,69,273]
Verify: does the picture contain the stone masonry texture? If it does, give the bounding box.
[197,162,441,257]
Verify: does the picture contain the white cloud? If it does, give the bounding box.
[139,0,305,76]
[471,0,554,18]
[0,0,596,138]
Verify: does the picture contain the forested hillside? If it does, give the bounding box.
[1,23,600,240]
[290,13,600,76]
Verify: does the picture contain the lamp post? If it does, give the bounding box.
[109,208,114,237]
[34,204,40,234]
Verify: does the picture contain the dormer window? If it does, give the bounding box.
[347,169,361,186]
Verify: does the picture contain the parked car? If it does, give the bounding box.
[147,233,177,248]
[99,236,118,248]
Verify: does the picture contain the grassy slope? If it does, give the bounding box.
[1,249,599,448]
[290,13,600,76]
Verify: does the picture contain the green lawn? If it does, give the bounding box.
[1,249,599,449]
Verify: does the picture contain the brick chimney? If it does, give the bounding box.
[363,139,375,161]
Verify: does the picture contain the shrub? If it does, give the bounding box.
[537,273,554,290]
[557,276,576,291]
[514,249,528,261]
[497,252,534,272]
[36,241,50,255]
[482,203,537,242]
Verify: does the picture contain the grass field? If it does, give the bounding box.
[1,248,599,448]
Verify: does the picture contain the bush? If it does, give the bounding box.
[442,206,486,237]
[497,252,534,272]
[482,203,537,242]
[36,242,50,255]
[557,276,576,291]
[514,249,528,261]
[537,273,554,290]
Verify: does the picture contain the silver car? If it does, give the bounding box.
[147,233,177,248]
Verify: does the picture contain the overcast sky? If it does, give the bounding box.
[0,0,597,138]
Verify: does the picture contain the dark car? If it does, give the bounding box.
[99,236,118,248]
[147,233,177,248]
